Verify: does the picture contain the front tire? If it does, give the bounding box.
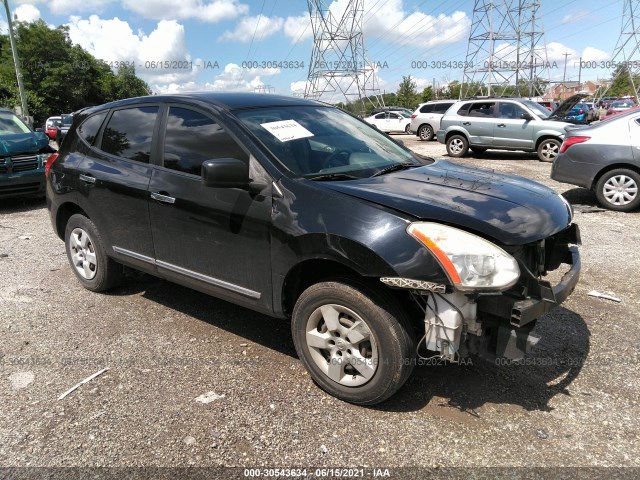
[537,138,561,162]
[418,124,434,141]
[446,134,469,157]
[64,214,123,292]
[595,168,640,212]
[291,280,416,405]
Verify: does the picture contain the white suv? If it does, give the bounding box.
[410,100,456,141]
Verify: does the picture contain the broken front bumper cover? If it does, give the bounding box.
[477,245,581,328]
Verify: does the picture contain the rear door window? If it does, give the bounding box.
[100,106,159,163]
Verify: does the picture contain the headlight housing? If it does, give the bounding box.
[407,222,520,291]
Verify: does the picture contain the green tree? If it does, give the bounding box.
[608,63,640,97]
[421,86,434,102]
[0,20,150,125]
[396,75,418,108]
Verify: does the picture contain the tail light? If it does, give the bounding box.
[607,109,614,115]
[45,153,59,177]
[560,136,590,153]
[578,109,584,114]
[411,114,417,118]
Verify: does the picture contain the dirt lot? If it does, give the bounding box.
[1,136,639,475]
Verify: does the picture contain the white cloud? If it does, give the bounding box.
[219,14,284,42]
[545,42,577,63]
[364,0,470,47]
[153,63,279,93]
[290,80,308,96]
[14,4,41,22]
[67,15,196,86]
[582,46,609,62]
[562,10,590,24]
[283,14,312,42]
[0,19,7,34]
[121,0,249,23]
[47,0,115,15]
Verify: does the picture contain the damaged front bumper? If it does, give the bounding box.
[384,224,582,362]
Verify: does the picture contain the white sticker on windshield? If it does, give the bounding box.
[260,119,314,142]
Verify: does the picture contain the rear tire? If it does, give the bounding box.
[446,134,469,157]
[595,168,640,212]
[404,124,412,134]
[64,214,123,292]
[291,280,416,405]
[418,124,434,141]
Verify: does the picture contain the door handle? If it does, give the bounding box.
[462,121,471,125]
[151,192,176,204]
[497,124,506,128]
[79,174,96,184]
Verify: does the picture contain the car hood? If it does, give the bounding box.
[0,132,50,157]
[548,94,589,120]
[323,161,571,245]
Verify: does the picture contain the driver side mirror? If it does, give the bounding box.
[201,158,267,193]
[520,112,533,121]
[201,158,249,188]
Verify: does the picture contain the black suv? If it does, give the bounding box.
[46,93,581,405]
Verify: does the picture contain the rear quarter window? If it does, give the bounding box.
[433,103,454,114]
[77,112,107,146]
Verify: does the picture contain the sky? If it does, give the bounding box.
[0,0,630,101]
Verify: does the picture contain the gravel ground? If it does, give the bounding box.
[1,136,639,475]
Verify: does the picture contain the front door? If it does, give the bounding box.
[493,102,535,149]
[148,105,273,312]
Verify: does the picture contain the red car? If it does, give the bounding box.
[44,116,61,140]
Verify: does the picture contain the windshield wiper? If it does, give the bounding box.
[307,173,359,181]
[371,162,420,177]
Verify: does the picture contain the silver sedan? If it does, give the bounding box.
[551,107,640,211]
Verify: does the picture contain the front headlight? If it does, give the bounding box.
[407,222,520,291]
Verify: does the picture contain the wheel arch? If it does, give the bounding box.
[534,134,562,150]
[591,162,640,190]
[279,256,422,328]
[445,129,468,143]
[55,202,89,240]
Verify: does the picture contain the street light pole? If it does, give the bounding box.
[2,0,29,123]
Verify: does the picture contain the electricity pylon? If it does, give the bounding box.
[461,0,549,98]
[304,0,383,112]
[609,0,640,98]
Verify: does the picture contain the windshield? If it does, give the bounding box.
[0,111,32,135]
[521,100,551,118]
[612,101,634,108]
[234,105,421,178]
[61,114,73,126]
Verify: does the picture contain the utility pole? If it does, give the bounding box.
[2,0,29,123]
[562,52,570,100]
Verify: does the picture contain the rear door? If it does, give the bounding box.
[148,104,273,312]
[462,102,496,145]
[493,102,535,149]
[76,105,159,270]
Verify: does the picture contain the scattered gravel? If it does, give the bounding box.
[1,136,638,471]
